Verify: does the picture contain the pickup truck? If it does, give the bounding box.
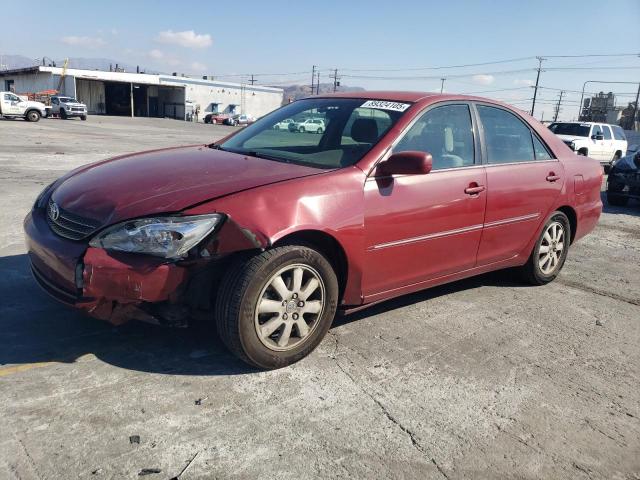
[50,95,87,120]
[0,91,47,122]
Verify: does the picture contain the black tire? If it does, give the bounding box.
[215,246,339,369]
[299,126,305,133]
[577,149,587,156]
[26,110,41,122]
[60,109,67,120]
[520,211,571,285]
[317,127,324,134]
[80,115,87,121]
[607,192,629,207]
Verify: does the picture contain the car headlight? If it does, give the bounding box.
[89,214,223,259]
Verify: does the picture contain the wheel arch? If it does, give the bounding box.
[556,205,577,244]
[272,229,349,301]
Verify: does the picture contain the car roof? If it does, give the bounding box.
[311,91,531,112]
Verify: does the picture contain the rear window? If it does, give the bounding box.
[549,123,590,137]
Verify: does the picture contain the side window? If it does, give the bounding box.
[393,104,474,170]
[532,135,553,160]
[477,105,535,164]
[591,125,603,138]
[602,126,612,140]
[612,126,626,141]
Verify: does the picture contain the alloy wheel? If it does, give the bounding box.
[254,264,325,351]
[538,221,565,275]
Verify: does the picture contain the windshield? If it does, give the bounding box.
[219,98,409,169]
[549,122,590,137]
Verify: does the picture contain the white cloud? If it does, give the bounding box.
[514,78,534,86]
[149,49,165,59]
[111,28,119,36]
[156,30,212,48]
[472,74,494,86]
[61,36,106,48]
[190,61,207,72]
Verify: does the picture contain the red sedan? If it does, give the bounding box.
[24,92,602,369]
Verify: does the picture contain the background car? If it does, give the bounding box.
[289,118,325,133]
[607,147,640,206]
[224,114,255,126]
[549,121,627,171]
[273,118,295,130]
[204,112,231,124]
[50,95,88,120]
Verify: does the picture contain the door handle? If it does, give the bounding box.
[464,184,485,195]
[546,173,560,182]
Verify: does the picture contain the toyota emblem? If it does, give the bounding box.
[49,202,60,221]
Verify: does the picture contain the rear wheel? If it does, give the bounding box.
[26,110,41,122]
[521,212,570,285]
[299,126,305,133]
[215,246,338,369]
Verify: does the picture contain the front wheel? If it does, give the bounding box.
[26,110,41,122]
[80,115,87,121]
[317,127,324,134]
[215,246,338,369]
[60,109,67,120]
[298,126,305,133]
[520,211,570,285]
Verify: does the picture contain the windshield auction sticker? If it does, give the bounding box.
[360,100,411,112]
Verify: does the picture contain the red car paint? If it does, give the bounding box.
[24,92,602,325]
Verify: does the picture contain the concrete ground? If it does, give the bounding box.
[1,115,639,480]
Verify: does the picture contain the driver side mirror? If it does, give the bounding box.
[377,151,433,176]
[591,134,604,141]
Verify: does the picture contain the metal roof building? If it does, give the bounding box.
[0,66,284,120]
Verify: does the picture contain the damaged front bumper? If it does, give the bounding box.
[24,207,263,326]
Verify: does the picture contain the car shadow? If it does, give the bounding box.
[600,191,640,217]
[1,253,523,376]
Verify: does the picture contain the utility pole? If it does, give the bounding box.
[440,78,446,93]
[332,69,339,92]
[530,56,545,118]
[631,82,640,132]
[553,90,564,122]
[316,71,320,95]
[248,74,256,86]
[311,65,316,95]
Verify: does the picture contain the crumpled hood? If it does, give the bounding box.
[51,145,326,225]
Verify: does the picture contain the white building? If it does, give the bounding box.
[0,66,284,120]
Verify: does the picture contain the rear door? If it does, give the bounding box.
[474,104,563,266]
[364,103,486,297]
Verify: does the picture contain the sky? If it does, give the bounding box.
[1,0,639,121]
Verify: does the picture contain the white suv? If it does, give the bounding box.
[292,118,325,134]
[549,122,627,167]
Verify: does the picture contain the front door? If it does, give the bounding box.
[2,93,21,115]
[589,124,605,160]
[364,103,486,297]
[474,104,563,265]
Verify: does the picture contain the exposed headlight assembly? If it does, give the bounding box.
[89,214,223,259]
